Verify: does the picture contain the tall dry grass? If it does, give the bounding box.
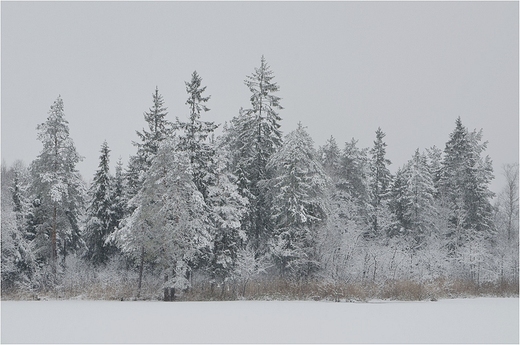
[180,277,519,302]
[2,257,517,302]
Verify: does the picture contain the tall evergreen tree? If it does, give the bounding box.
[120,87,174,292]
[84,141,116,265]
[124,155,141,215]
[404,149,436,241]
[368,127,393,236]
[231,56,283,253]
[110,158,126,233]
[390,150,436,242]
[389,165,411,235]
[111,138,212,298]
[126,87,172,204]
[370,127,392,207]
[467,129,495,232]
[206,146,249,286]
[135,87,172,169]
[1,162,35,291]
[264,123,329,277]
[319,136,342,179]
[9,161,33,238]
[176,71,218,200]
[29,96,85,278]
[425,145,443,193]
[226,109,254,205]
[324,138,372,231]
[439,117,495,246]
[341,138,371,207]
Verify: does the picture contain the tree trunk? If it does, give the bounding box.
[62,237,67,268]
[137,246,145,298]
[169,267,176,301]
[242,277,250,297]
[163,273,170,301]
[52,133,59,284]
[51,205,57,281]
[372,255,377,282]
[500,254,504,285]
[220,281,226,299]
[477,261,480,288]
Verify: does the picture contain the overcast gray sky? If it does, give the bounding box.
[2,1,518,195]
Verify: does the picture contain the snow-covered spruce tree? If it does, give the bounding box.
[124,155,141,214]
[319,136,361,225]
[176,71,218,201]
[10,161,30,218]
[263,123,329,278]
[110,138,212,299]
[125,87,172,205]
[389,165,411,236]
[438,117,495,249]
[28,96,85,280]
[1,162,36,292]
[9,161,35,243]
[319,136,342,179]
[467,128,495,230]
[120,88,173,280]
[425,145,443,193]
[205,145,249,288]
[225,111,255,214]
[424,144,453,249]
[370,128,392,204]
[110,158,126,234]
[391,149,436,243]
[84,141,117,266]
[231,56,283,253]
[325,138,372,235]
[368,127,394,237]
[340,138,372,220]
[403,149,436,242]
[218,121,236,163]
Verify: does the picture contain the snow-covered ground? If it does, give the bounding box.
[2,297,518,343]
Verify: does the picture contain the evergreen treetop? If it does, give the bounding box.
[84,141,115,265]
[370,127,392,207]
[440,117,495,239]
[134,87,172,168]
[30,96,85,274]
[177,71,218,200]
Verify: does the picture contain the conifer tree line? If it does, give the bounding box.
[2,56,518,299]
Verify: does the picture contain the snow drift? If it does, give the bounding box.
[2,297,518,343]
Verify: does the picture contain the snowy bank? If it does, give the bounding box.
[2,297,518,343]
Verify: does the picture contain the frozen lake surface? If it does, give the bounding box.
[2,297,518,343]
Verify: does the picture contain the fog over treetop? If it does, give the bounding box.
[2,1,517,196]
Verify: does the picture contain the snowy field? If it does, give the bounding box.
[2,297,518,343]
